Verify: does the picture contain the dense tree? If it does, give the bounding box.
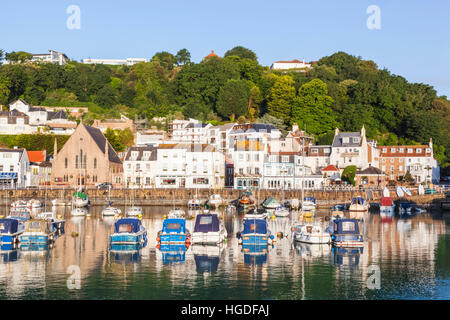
[5,51,33,64]
[224,46,258,61]
[94,85,117,108]
[216,79,250,120]
[291,79,336,135]
[267,74,295,123]
[175,49,191,65]
[341,165,357,186]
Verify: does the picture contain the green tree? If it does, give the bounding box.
[151,51,176,71]
[94,85,117,108]
[216,79,250,120]
[0,76,11,105]
[257,113,287,135]
[104,128,125,152]
[291,79,336,135]
[224,46,258,61]
[175,49,191,65]
[267,74,295,123]
[342,165,357,186]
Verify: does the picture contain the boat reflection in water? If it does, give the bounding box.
[110,243,144,265]
[19,243,50,253]
[0,244,18,263]
[158,244,187,265]
[242,244,269,266]
[331,247,363,268]
[192,244,224,273]
[293,241,331,259]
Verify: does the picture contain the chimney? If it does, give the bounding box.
[335,128,340,136]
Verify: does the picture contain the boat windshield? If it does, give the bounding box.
[166,223,181,230]
[199,216,213,225]
[118,224,134,233]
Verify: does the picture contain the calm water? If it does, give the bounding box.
[0,204,449,300]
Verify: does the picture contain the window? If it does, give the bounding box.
[407,148,413,153]
[255,154,259,161]
[65,158,68,169]
[391,148,396,153]
[10,165,14,172]
[239,168,244,175]
[382,148,387,153]
[399,148,404,153]
[255,167,260,175]
[282,156,289,163]
[353,137,360,143]
[343,137,349,143]
[136,164,140,171]
[0,165,3,171]
[93,158,97,169]
[146,177,151,185]
[136,177,140,185]
[426,148,431,153]
[75,155,78,168]
[416,148,422,153]
[311,148,318,154]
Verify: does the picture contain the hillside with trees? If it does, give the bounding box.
[0,48,449,174]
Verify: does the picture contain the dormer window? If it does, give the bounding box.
[416,148,422,153]
[132,151,138,159]
[311,148,318,154]
[353,137,360,143]
[343,137,349,143]
[391,148,396,153]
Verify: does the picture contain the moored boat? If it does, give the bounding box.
[37,211,65,231]
[70,207,87,217]
[110,218,147,245]
[102,206,122,217]
[191,212,227,245]
[244,208,267,220]
[292,224,331,244]
[0,218,25,245]
[157,218,190,245]
[167,208,185,219]
[19,219,56,245]
[330,219,364,247]
[380,197,395,216]
[207,194,224,208]
[302,197,317,211]
[72,191,89,208]
[399,201,412,215]
[238,218,273,246]
[349,197,369,212]
[262,196,280,210]
[273,205,290,217]
[286,198,300,210]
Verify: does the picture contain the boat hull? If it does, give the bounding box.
[110,231,147,245]
[331,234,364,247]
[160,233,187,244]
[0,233,22,245]
[191,231,225,245]
[19,233,54,245]
[241,234,270,246]
[294,232,331,244]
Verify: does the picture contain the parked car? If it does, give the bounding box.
[97,182,113,190]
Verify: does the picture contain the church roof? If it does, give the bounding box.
[83,124,122,164]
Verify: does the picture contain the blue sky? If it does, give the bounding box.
[1,0,449,97]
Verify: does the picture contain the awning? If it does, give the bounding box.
[0,172,18,180]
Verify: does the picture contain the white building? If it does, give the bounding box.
[329,126,372,170]
[271,59,311,70]
[232,140,265,189]
[155,144,225,189]
[123,146,157,188]
[82,58,147,66]
[0,109,36,135]
[169,118,212,144]
[228,123,281,156]
[207,123,236,154]
[9,99,48,126]
[0,148,29,189]
[4,50,68,66]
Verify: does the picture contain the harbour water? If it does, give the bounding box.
[0,205,449,300]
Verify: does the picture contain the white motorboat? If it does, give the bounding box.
[126,206,143,217]
[70,207,87,217]
[102,206,122,216]
[168,208,186,219]
[349,197,369,212]
[37,211,65,231]
[52,199,69,207]
[273,206,290,217]
[188,198,202,209]
[191,212,227,245]
[244,208,267,220]
[302,197,317,211]
[29,199,43,209]
[207,194,224,208]
[72,196,89,208]
[286,198,300,210]
[293,224,331,244]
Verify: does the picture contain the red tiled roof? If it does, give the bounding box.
[27,151,45,163]
[322,164,339,172]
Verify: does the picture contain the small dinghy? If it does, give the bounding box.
[402,186,412,196]
[37,211,65,231]
[102,206,122,217]
[292,224,331,244]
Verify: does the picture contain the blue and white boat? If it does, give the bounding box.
[19,219,56,245]
[0,218,25,245]
[332,247,363,267]
[399,201,412,215]
[158,218,190,244]
[110,243,144,265]
[330,219,364,247]
[37,211,65,232]
[8,208,31,222]
[302,197,317,211]
[110,218,147,245]
[0,244,18,262]
[238,218,273,246]
[349,197,369,212]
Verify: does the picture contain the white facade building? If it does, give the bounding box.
[329,126,371,170]
[82,58,147,66]
[155,144,225,189]
[123,147,158,188]
[0,109,36,135]
[0,148,29,188]
[271,59,311,70]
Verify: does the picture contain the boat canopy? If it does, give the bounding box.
[0,219,20,234]
[351,197,365,205]
[194,214,220,233]
[24,219,52,233]
[73,191,87,199]
[381,197,393,206]
[333,219,360,235]
[114,218,142,233]
[243,219,267,234]
[262,197,279,206]
[162,218,186,233]
[303,197,316,203]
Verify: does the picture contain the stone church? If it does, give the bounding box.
[51,123,123,187]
